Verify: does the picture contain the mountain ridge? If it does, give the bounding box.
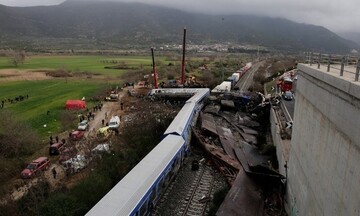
[0,1,358,53]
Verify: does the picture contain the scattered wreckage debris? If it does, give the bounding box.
[217,169,264,216]
[220,100,235,109]
[193,127,240,185]
[203,104,220,114]
[193,93,286,215]
[92,144,111,154]
[62,154,90,175]
[200,113,217,135]
[216,126,237,160]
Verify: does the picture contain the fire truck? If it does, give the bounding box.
[277,77,293,93]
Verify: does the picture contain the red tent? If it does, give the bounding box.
[65,100,86,110]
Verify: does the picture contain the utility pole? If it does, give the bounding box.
[181,27,186,85]
[151,47,158,89]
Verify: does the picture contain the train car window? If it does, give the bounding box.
[158,177,164,191]
[150,188,156,204]
[163,174,170,188]
[140,200,148,216]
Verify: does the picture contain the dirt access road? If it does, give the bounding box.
[86,92,126,137]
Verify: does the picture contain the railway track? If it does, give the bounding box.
[179,165,214,216]
[236,61,263,92]
[154,158,219,216]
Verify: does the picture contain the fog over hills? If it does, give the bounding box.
[337,32,360,47]
[0,0,358,53]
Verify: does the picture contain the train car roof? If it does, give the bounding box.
[212,81,232,93]
[148,88,208,96]
[164,102,196,136]
[185,88,209,104]
[86,134,185,216]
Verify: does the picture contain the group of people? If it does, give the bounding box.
[49,135,65,146]
[1,94,29,108]
[92,103,103,112]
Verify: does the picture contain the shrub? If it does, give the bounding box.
[39,193,87,216]
[0,110,40,158]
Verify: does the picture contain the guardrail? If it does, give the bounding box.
[304,52,360,81]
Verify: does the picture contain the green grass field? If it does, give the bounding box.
[0,55,208,77]
[0,55,159,76]
[0,54,200,137]
[0,79,108,137]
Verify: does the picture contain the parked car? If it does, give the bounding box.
[78,120,89,131]
[70,130,85,141]
[108,116,120,130]
[97,126,111,137]
[106,93,119,101]
[21,157,50,179]
[283,91,294,101]
[49,142,65,155]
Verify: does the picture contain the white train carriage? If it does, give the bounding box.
[148,88,208,96]
[164,89,209,151]
[163,102,196,152]
[86,135,186,216]
[185,88,210,104]
[211,81,232,93]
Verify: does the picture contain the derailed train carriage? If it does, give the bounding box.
[86,88,210,216]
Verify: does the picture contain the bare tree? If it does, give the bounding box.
[7,49,26,67]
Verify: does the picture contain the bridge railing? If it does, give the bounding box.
[304,52,360,81]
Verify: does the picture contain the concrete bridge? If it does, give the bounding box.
[272,63,360,215]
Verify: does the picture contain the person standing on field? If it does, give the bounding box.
[52,168,57,179]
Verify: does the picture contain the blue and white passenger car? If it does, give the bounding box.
[87,88,210,216]
[86,135,186,216]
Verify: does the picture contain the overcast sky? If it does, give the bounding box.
[0,0,357,33]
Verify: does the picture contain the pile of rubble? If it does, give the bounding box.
[193,92,287,215]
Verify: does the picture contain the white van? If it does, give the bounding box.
[108,116,120,129]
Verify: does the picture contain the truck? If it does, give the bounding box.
[49,142,65,155]
[280,77,293,92]
[21,157,50,179]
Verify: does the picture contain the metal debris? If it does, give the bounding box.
[92,144,111,154]
[220,100,235,108]
[200,113,217,135]
[62,154,90,174]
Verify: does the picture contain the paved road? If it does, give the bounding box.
[282,74,298,120]
[282,99,295,120]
